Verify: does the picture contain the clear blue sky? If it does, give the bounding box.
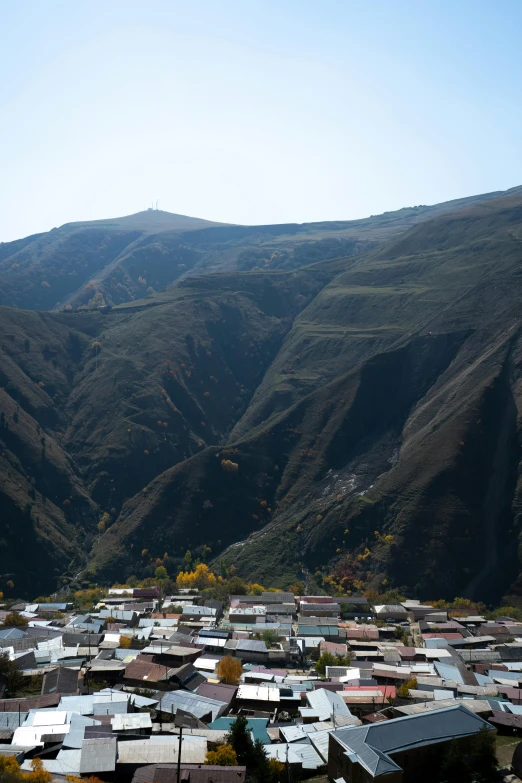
[1,0,522,241]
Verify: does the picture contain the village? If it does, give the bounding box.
[1,577,522,783]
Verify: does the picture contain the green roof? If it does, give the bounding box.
[208,716,270,744]
[298,625,340,636]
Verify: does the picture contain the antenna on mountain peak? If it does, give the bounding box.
[156,200,159,210]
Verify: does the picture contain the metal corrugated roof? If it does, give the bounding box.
[333,704,493,777]
[208,717,270,744]
[0,713,28,730]
[158,690,227,721]
[22,749,82,775]
[117,737,206,765]
[62,716,101,749]
[265,743,324,770]
[306,688,352,721]
[80,737,117,773]
[111,713,152,731]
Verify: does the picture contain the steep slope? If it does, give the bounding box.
[3,188,522,602]
[88,192,522,602]
[2,185,521,313]
[0,308,100,595]
[0,267,334,594]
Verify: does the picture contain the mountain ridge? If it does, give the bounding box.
[1,186,522,604]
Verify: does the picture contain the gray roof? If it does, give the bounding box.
[0,713,28,730]
[80,737,117,773]
[306,688,352,721]
[265,743,324,770]
[63,716,101,749]
[332,705,494,778]
[181,606,216,616]
[59,696,95,715]
[22,749,82,776]
[158,690,227,721]
[117,737,207,765]
[236,639,268,653]
[93,700,128,716]
[0,628,26,640]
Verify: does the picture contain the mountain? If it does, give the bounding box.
[2,186,522,602]
[1,185,521,312]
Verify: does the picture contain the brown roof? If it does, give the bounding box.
[133,765,247,783]
[196,682,237,703]
[124,655,170,683]
[0,694,60,712]
[361,712,389,723]
[152,614,181,620]
[489,710,522,729]
[319,640,348,656]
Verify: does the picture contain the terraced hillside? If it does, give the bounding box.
[2,187,522,602]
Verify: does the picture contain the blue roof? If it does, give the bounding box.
[209,717,270,745]
[434,662,465,683]
[0,628,26,640]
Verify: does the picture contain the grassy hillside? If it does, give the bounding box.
[2,185,521,313]
[3,188,522,602]
[90,191,522,603]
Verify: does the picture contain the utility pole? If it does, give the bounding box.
[176,725,183,783]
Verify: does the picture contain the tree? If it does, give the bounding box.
[216,655,243,685]
[315,650,353,677]
[119,635,132,649]
[154,566,168,580]
[226,714,253,765]
[226,714,270,779]
[204,744,238,766]
[4,612,28,627]
[261,629,280,647]
[0,653,24,696]
[397,677,417,698]
[0,756,54,783]
[440,739,471,782]
[26,759,53,783]
[267,759,289,783]
[470,725,497,780]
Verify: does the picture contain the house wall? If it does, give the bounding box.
[327,736,401,782]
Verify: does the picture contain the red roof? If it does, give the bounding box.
[319,640,348,656]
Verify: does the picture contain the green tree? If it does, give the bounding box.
[226,715,271,781]
[261,629,280,647]
[315,650,353,677]
[470,726,497,780]
[0,654,26,697]
[154,565,168,580]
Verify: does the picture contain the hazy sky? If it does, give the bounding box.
[1,0,522,242]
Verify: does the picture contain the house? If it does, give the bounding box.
[328,704,495,782]
[132,763,247,783]
[300,602,341,618]
[373,605,408,622]
[123,655,173,689]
